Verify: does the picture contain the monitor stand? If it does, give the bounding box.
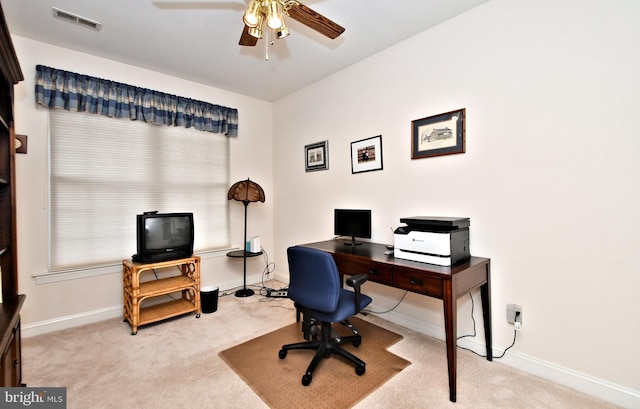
[344,236,362,246]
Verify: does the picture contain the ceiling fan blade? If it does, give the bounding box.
[239,25,258,46]
[286,2,345,40]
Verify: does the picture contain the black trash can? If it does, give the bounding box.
[201,285,219,313]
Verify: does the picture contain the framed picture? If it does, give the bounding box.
[411,108,465,159]
[305,140,329,172]
[351,135,383,174]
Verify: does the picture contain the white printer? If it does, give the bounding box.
[394,216,470,266]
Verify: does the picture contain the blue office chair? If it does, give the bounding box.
[279,246,372,386]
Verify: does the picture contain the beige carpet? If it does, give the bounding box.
[21,283,621,409]
[219,317,411,409]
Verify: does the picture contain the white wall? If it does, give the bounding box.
[11,36,274,332]
[272,0,640,406]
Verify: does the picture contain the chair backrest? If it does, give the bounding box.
[287,246,341,314]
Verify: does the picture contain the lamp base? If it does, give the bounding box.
[235,288,255,297]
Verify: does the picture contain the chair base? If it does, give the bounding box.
[279,321,366,386]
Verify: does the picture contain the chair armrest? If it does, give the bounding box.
[346,273,369,314]
[346,273,369,289]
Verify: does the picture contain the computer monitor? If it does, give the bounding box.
[334,209,371,246]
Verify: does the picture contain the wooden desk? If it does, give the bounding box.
[301,240,492,403]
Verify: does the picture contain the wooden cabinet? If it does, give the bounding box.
[0,296,24,387]
[123,256,201,335]
[0,2,25,388]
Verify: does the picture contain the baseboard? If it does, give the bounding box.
[371,307,640,409]
[272,272,289,284]
[22,275,266,338]
[22,305,123,338]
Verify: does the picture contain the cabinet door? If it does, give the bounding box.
[0,320,21,387]
[0,330,15,386]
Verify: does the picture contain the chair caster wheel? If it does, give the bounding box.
[279,349,287,359]
[355,364,365,376]
[353,339,361,347]
[196,314,201,318]
[302,373,312,386]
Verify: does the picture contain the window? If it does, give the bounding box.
[49,109,229,270]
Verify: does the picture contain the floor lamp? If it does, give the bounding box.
[228,178,265,297]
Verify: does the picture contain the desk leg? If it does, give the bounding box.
[443,280,457,403]
[481,264,493,361]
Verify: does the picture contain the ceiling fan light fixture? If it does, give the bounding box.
[243,0,262,27]
[276,20,290,39]
[248,15,264,39]
[239,0,344,47]
[265,1,284,30]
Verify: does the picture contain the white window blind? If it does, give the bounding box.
[49,109,230,270]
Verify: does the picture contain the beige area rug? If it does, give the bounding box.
[219,317,411,409]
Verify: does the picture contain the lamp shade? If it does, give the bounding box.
[228,178,266,203]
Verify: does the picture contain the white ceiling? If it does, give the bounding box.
[2,0,489,101]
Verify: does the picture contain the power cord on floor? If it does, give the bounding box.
[260,247,276,278]
[257,248,289,298]
[456,291,517,359]
[362,288,518,359]
[214,248,287,299]
[362,290,409,315]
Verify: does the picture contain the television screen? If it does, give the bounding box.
[334,209,371,246]
[134,212,194,263]
[145,215,192,250]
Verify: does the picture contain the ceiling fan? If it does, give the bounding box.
[238,0,345,46]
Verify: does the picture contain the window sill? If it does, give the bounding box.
[32,248,236,284]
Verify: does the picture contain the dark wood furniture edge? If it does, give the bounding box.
[0,294,25,358]
[0,5,24,84]
[0,0,24,388]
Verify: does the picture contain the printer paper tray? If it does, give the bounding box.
[394,248,453,266]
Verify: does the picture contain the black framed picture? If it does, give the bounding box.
[411,108,465,159]
[351,135,383,174]
[305,140,329,172]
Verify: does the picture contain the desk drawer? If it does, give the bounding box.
[335,258,393,286]
[394,270,443,298]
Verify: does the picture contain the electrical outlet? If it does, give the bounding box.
[507,304,522,330]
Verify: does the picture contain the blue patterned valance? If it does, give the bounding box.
[35,65,238,137]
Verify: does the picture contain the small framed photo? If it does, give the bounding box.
[351,135,383,174]
[305,140,329,172]
[411,108,465,159]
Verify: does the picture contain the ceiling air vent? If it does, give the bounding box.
[52,7,102,31]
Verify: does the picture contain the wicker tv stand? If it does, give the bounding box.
[123,256,201,335]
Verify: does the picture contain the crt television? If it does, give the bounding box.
[334,209,372,246]
[133,211,194,263]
